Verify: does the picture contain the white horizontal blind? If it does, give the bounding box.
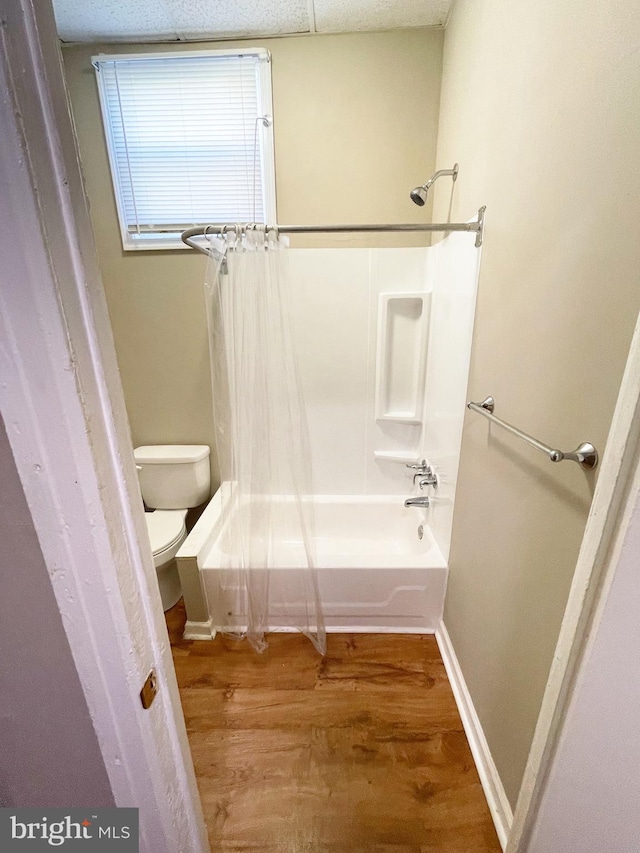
[93,51,275,246]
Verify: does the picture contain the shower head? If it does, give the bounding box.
[410,163,459,206]
[410,185,428,206]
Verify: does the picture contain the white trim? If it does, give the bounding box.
[184,619,216,641]
[325,625,434,633]
[507,310,640,852]
[521,439,640,847]
[93,52,132,252]
[436,623,513,850]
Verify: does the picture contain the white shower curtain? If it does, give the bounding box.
[204,228,326,654]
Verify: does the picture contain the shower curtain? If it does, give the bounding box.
[204,228,326,654]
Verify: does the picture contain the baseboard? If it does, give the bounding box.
[324,625,435,634]
[183,618,215,641]
[436,623,513,850]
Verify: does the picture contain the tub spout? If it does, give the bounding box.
[404,496,431,508]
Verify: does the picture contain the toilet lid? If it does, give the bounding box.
[144,510,186,555]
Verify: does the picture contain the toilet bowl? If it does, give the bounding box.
[144,508,188,611]
[134,444,211,612]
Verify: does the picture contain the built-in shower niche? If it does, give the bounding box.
[375,292,431,425]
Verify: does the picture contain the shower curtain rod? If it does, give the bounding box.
[180,206,486,256]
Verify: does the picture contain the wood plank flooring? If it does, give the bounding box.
[166,601,501,853]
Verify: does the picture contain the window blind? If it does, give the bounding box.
[93,51,275,247]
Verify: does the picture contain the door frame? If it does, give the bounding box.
[506,308,640,851]
[2,2,639,851]
[0,3,208,851]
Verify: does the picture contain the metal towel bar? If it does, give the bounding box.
[467,396,598,470]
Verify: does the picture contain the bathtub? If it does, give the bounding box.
[178,490,447,634]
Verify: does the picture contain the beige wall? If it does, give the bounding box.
[62,30,443,479]
[433,0,640,807]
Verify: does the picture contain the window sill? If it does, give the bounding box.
[122,235,191,252]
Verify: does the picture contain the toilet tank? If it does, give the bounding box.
[134,445,210,509]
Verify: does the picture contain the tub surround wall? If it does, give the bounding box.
[289,238,479,537]
[420,232,481,562]
[432,0,640,808]
[61,30,444,485]
[289,240,479,515]
[176,239,481,632]
[289,247,430,496]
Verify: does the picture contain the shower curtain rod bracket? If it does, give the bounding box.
[475,205,486,248]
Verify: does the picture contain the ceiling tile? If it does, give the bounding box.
[53,0,176,42]
[168,0,310,39]
[53,0,451,43]
[313,0,453,33]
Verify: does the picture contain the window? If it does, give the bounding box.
[92,49,276,250]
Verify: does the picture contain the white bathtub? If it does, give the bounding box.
[179,491,448,633]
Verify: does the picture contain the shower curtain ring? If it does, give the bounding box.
[255,223,266,246]
[221,224,239,246]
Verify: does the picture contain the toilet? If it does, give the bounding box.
[134,444,211,611]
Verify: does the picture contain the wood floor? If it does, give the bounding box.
[166,600,501,853]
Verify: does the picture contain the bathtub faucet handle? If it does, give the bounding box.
[407,459,438,489]
[417,473,439,490]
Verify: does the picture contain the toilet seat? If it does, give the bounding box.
[144,509,187,557]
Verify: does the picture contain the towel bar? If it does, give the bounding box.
[467,396,598,470]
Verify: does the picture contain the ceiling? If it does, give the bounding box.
[52,0,454,43]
